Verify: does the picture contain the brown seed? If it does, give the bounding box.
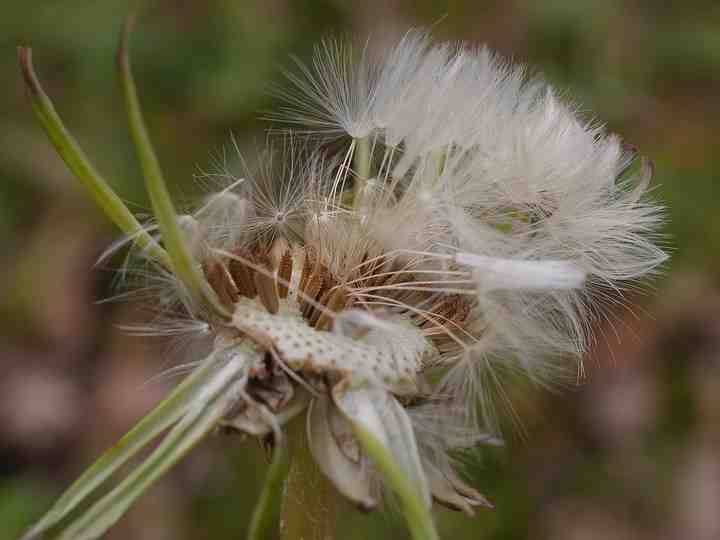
[203,261,238,308]
[277,249,293,299]
[254,253,279,314]
[315,287,348,331]
[228,248,257,298]
[299,246,316,293]
[301,268,325,319]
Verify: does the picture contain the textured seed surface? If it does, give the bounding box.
[232,300,428,393]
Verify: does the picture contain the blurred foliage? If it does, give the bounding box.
[1,1,719,539]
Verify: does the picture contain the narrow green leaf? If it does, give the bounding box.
[118,16,230,319]
[247,439,290,540]
[335,387,438,540]
[58,353,248,540]
[20,352,222,540]
[16,47,171,268]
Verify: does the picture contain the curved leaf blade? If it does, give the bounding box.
[16,47,170,268]
[118,16,230,319]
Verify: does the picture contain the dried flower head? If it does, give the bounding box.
[19,23,665,540]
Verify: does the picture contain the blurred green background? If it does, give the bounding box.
[1,1,719,539]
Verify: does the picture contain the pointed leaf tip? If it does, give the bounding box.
[17,47,37,95]
[117,13,137,70]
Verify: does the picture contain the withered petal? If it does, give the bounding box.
[425,461,493,516]
[306,396,377,511]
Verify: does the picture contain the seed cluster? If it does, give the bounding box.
[201,240,476,426]
[205,239,474,349]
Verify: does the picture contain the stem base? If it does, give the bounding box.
[280,412,336,540]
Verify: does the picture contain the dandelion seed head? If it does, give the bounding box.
[25,27,668,538]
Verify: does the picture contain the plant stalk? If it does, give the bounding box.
[352,136,371,209]
[280,412,336,540]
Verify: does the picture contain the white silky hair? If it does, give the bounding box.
[109,29,665,447]
[269,38,378,139]
[269,29,667,438]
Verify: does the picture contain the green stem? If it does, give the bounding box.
[248,440,290,540]
[280,412,336,540]
[352,423,439,540]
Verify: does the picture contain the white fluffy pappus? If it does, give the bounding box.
[105,28,665,506]
[117,28,665,511]
[267,28,667,430]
